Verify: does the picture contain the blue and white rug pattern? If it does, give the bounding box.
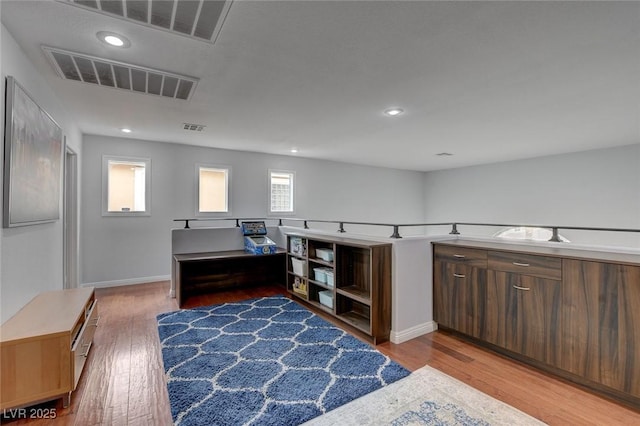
[157,296,409,426]
[391,401,490,425]
[305,364,546,426]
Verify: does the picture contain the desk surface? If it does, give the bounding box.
[174,248,286,262]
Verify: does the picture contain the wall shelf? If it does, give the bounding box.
[336,286,370,305]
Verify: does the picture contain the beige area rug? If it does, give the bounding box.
[305,364,546,426]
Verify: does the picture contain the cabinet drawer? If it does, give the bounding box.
[434,245,487,268]
[71,301,99,389]
[488,251,561,280]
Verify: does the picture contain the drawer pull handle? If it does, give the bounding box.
[512,262,530,267]
[81,342,92,358]
[453,254,466,258]
[513,285,531,291]
[453,273,466,278]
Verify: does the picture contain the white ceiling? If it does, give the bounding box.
[2,0,639,172]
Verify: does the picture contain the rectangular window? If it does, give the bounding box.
[198,166,229,213]
[102,156,151,216]
[269,170,294,213]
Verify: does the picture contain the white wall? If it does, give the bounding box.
[389,236,439,343]
[0,3,4,322]
[1,23,82,322]
[423,144,640,249]
[80,135,425,286]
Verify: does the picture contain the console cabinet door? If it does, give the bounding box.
[434,260,485,338]
[488,271,562,366]
[562,260,640,398]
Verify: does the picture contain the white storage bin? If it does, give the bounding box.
[315,248,334,262]
[291,258,307,277]
[319,290,334,308]
[313,267,327,283]
[324,270,334,287]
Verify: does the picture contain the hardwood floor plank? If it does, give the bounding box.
[2,281,639,425]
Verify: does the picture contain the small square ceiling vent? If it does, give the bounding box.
[58,0,233,44]
[183,123,205,131]
[42,46,199,100]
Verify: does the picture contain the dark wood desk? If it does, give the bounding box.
[172,249,286,307]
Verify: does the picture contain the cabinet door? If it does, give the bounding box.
[434,261,484,338]
[1,335,71,409]
[482,270,507,348]
[490,271,562,366]
[433,260,454,329]
[562,260,640,397]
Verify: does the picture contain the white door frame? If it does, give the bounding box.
[64,142,78,289]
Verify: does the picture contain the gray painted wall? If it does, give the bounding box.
[423,144,640,248]
[80,135,426,285]
[1,24,82,322]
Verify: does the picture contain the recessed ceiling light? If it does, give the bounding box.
[105,36,124,46]
[384,108,404,117]
[120,128,132,133]
[97,31,131,48]
[436,152,454,156]
[290,148,298,153]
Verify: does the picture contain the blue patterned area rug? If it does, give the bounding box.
[157,296,410,425]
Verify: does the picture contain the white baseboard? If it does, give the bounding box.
[390,321,438,344]
[81,275,171,289]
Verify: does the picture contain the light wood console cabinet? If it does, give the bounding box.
[0,287,98,410]
[286,233,392,344]
[433,240,640,408]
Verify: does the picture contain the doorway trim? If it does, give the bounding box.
[64,141,78,289]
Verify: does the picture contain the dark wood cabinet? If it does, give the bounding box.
[489,270,562,367]
[433,245,487,339]
[433,240,640,409]
[487,250,562,280]
[287,234,392,344]
[562,259,640,400]
[434,260,485,338]
[485,250,562,367]
[435,245,562,366]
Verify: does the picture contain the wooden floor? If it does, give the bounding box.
[3,281,639,425]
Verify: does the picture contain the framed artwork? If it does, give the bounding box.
[3,76,63,227]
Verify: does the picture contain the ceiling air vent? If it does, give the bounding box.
[183,123,206,131]
[58,0,233,44]
[42,46,198,100]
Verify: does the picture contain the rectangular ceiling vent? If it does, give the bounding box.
[183,123,206,131]
[42,46,199,100]
[58,0,233,44]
